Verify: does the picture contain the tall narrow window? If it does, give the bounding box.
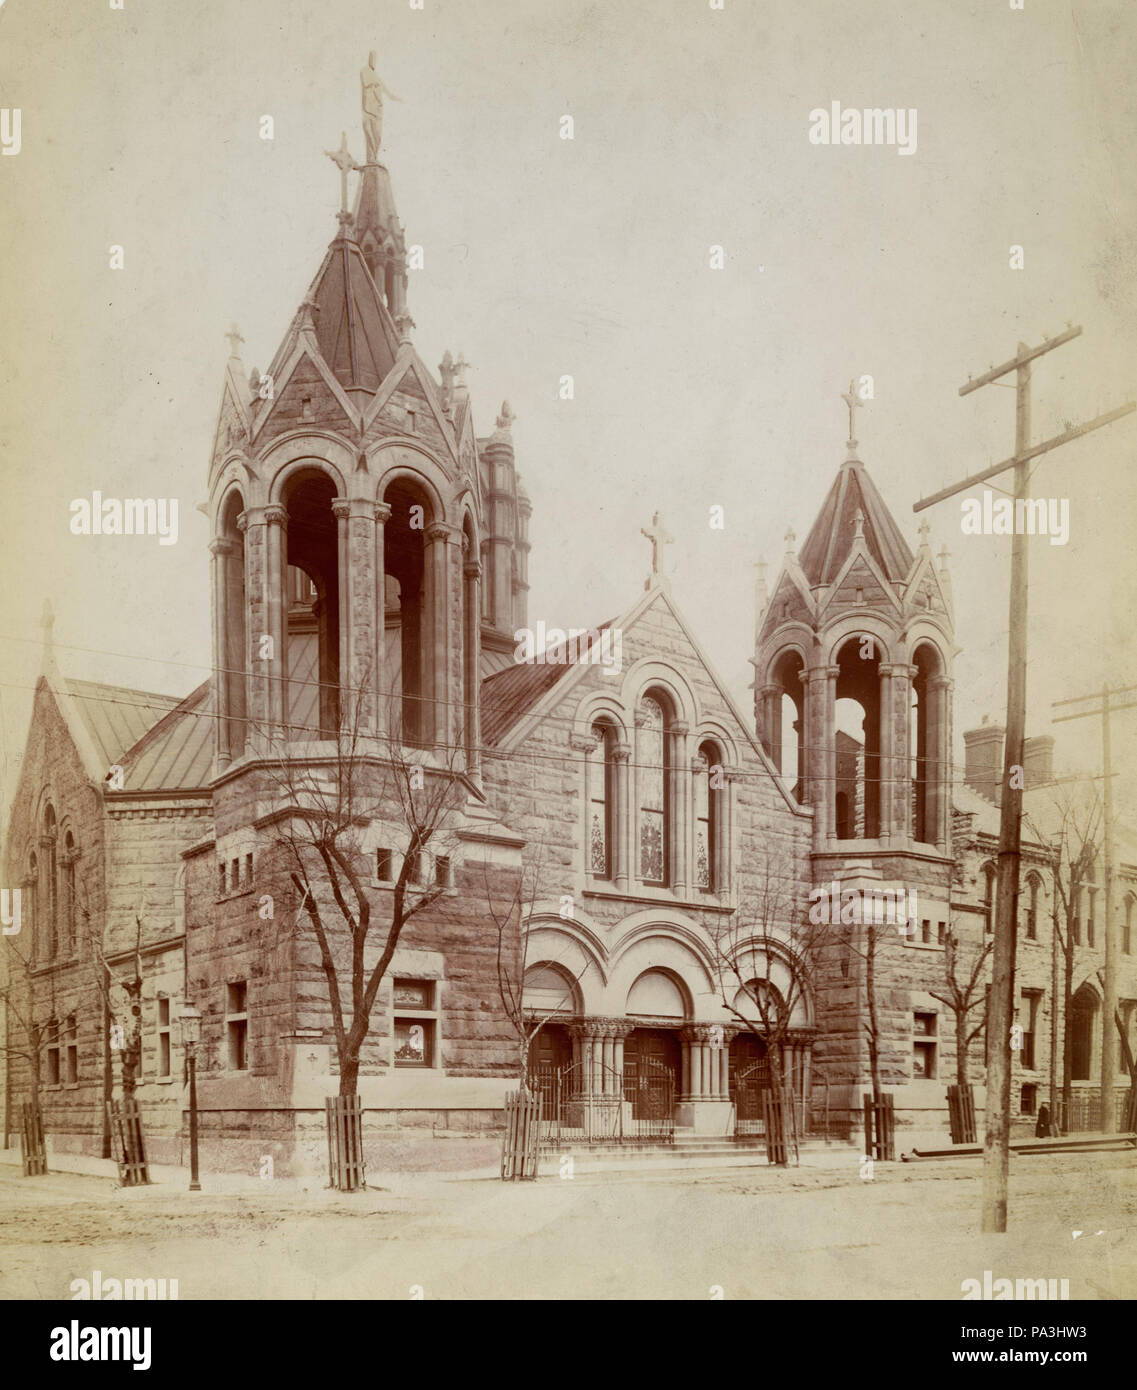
[44,805,58,959]
[694,742,719,892]
[1025,874,1040,940]
[64,1013,78,1083]
[226,981,248,1071]
[637,695,668,885]
[1087,887,1097,948]
[588,722,613,878]
[1124,897,1134,956]
[157,997,171,1078]
[63,832,76,954]
[27,853,38,965]
[45,1019,60,1085]
[983,863,996,934]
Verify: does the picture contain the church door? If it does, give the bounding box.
[624,1028,680,1126]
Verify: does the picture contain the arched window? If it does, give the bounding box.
[1086,885,1098,948]
[982,862,996,934]
[461,518,480,769]
[218,491,247,757]
[27,851,38,963]
[1124,896,1134,956]
[694,741,720,892]
[1070,984,1098,1082]
[283,472,341,740]
[63,830,77,954]
[767,651,805,803]
[1025,873,1041,940]
[43,805,58,959]
[587,722,614,879]
[835,636,881,838]
[637,694,669,885]
[383,481,436,748]
[911,644,945,844]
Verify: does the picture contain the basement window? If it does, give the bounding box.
[912,1011,937,1080]
[393,979,438,1069]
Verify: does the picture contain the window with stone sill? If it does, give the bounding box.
[226,980,248,1071]
[912,1010,937,1079]
[637,695,668,886]
[64,1013,78,1084]
[393,979,437,1068]
[694,741,721,893]
[587,722,615,879]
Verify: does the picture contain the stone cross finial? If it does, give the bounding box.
[840,379,862,445]
[784,525,796,555]
[641,511,674,581]
[918,516,931,546]
[325,132,360,217]
[225,324,245,359]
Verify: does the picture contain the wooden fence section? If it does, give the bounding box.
[325,1095,366,1192]
[863,1093,895,1161]
[21,1103,47,1177]
[107,1098,150,1186]
[946,1084,977,1144]
[501,1089,541,1181]
[763,1092,789,1166]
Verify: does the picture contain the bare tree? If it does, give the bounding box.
[0,931,54,1124]
[259,681,465,1098]
[711,857,820,1163]
[1027,785,1101,1128]
[930,918,992,1087]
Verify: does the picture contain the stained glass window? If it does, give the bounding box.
[638,696,666,884]
[695,744,714,890]
[588,723,611,877]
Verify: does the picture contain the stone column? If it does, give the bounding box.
[930,675,952,852]
[878,663,893,846]
[806,667,829,849]
[210,538,235,767]
[331,500,351,731]
[757,683,780,763]
[825,665,839,846]
[463,553,482,778]
[373,501,391,738]
[601,1033,616,1094]
[425,523,458,749]
[613,742,631,892]
[671,720,690,896]
[263,504,288,740]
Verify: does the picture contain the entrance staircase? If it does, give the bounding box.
[540,1128,848,1175]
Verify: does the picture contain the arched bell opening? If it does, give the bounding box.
[835,636,882,838]
[769,650,805,802]
[383,481,435,748]
[282,471,340,739]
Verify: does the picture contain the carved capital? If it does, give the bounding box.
[209,538,239,558]
[463,561,482,580]
[331,498,352,522]
[426,521,460,545]
[373,501,392,524]
[263,504,288,529]
[569,732,598,754]
[236,510,250,535]
[611,742,631,763]
[671,720,690,738]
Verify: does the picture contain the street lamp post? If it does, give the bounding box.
[179,1003,202,1192]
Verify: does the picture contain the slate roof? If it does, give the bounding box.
[481,624,612,747]
[63,678,213,793]
[798,457,915,586]
[311,235,401,394]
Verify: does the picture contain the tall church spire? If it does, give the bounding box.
[352,52,412,337]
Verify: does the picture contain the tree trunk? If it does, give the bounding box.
[1062,918,1074,1130]
[956,1012,970,1088]
[865,929,883,1105]
[339,1053,360,1098]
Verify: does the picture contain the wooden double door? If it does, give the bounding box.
[623,1028,680,1119]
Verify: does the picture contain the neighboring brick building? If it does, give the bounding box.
[4,95,1135,1175]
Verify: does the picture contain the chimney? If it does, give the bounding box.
[963,717,1005,805]
[1022,735,1055,789]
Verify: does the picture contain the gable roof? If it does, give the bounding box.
[799,457,914,586]
[481,626,612,747]
[62,678,213,794]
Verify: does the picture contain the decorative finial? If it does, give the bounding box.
[784,525,796,555]
[454,353,471,389]
[641,511,674,590]
[325,132,360,223]
[853,508,865,540]
[297,297,320,335]
[225,324,245,359]
[496,401,516,431]
[918,516,931,547]
[937,543,951,571]
[840,379,862,454]
[360,51,402,164]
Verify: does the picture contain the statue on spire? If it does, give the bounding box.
[361,51,402,163]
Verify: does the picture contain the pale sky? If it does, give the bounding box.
[1,0,1135,826]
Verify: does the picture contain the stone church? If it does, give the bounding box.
[4,87,1135,1174]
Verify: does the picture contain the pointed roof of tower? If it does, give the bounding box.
[307,232,401,396]
[798,456,914,587]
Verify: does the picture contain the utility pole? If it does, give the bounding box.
[1052,681,1137,1129]
[914,325,1134,1232]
